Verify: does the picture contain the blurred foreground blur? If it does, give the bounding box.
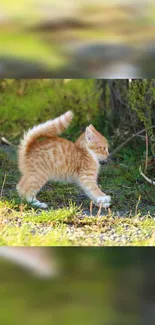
[0,247,59,278]
[0,0,155,77]
[0,247,155,325]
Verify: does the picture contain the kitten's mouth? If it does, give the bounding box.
[100,157,111,165]
[100,160,108,165]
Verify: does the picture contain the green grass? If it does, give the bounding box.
[0,199,155,246]
[0,79,101,142]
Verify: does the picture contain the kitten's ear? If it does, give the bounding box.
[85,126,96,143]
[89,124,95,129]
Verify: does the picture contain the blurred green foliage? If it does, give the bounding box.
[0,248,141,325]
[0,33,65,68]
[0,79,102,141]
[0,1,155,77]
[0,78,155,148]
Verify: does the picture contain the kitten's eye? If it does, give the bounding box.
[103,147,106,151]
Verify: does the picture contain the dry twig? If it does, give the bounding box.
[0,174,7,197]
[90,201,93,216]
[139,166,155,185]
[96,203,102,218]
[110,126,155,157]
[1,137,16,147]
[145,133,149,174]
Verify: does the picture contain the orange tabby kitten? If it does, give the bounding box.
[16,111,111,209]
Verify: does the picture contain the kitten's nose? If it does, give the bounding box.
[100,160,108,165]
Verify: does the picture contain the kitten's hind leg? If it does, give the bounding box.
[16,174,49,209]
[26,197,48,209]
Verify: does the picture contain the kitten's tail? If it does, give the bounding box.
[19,110,73,156]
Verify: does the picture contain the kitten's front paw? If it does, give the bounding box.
[30,200,48,209]
[39,202,48,209]
[96,195,111,208]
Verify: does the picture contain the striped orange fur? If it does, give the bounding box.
[16,111,111,209]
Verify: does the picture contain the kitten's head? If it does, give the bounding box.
[85,125,109,162]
